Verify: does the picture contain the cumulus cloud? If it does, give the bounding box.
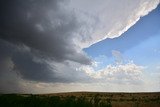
[97,63,143,84]
[80,51,144,85]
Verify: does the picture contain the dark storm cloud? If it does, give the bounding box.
[0,40,54,83]
[0,0,91,64]
[0,39,91,85]
[0,0,92,92]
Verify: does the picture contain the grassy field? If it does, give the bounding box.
[0,92,160,107]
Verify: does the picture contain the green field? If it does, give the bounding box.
[0,92,160,107]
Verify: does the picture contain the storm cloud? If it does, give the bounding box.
[0,0,93,92]
[0,0,159,93]
[0,39,92,94]
[0,0,91,64]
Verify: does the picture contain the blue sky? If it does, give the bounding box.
[84,5,160,70]
[81,5,160,92]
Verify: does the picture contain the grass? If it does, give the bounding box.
[0,92,160,107]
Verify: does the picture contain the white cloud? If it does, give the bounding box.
[112,50,123,64]
[70,0,160,48]
[79,50,144,85]
[80,61,144,85]
[99,62,143,83]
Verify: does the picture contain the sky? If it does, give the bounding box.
[0,0,160,93]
